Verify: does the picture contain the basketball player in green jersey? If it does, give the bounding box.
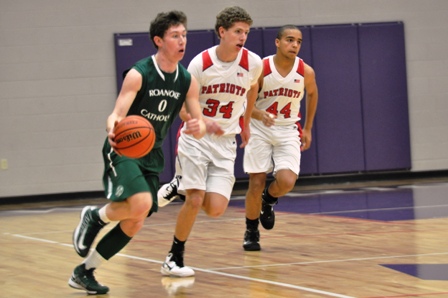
[68,11,221,295]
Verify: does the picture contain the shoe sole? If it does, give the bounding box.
[68,277,84,290]
[72,206,93,257]
[158,195,180,208]
[68,277,98,295]
[68,276,109,295]
[161,265,195,277]
[243,245,261,251]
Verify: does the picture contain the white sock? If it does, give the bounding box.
[98,206,111,224]
[84,250,106,270]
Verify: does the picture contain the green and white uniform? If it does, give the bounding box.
[102,55,191,213]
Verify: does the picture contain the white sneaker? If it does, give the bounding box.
[161,253,195,277]
[158,175,183,207]
[161,276,195,295]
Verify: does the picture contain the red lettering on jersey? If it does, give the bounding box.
[264,88,301,99]
[202,50,213,71]
[239,49,249,71]
[203,83,246,96]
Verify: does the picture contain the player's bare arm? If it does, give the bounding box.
[183,75,206,139]
[301,63,318,151]
[240,81,258,148]
[107,68,142,147]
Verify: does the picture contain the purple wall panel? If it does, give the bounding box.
[297,27,318,176]
[311,25,365,174]
[114,33,157,94]
[358,22,411,171]
[242,27,264,57]
[181,30,215,68]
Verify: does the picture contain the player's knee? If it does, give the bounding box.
[205,207,225,218]
[277,176,296,193]
[185,195,203,210]
[129,193,153,218]
[249,174,266,191]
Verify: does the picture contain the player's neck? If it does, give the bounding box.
[154,53,177,73]
[215,45,238,63]
[273,54,294,76]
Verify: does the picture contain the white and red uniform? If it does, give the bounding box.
[244,55,306,176]
[177,46,262,198]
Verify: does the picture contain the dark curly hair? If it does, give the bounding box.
[149,10,187,49]
[214,6,253,39]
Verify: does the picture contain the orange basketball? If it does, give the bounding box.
[114,115,155,158]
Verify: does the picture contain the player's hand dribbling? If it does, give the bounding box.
[107,120,122,156]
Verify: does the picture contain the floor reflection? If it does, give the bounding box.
[230,182,448,221]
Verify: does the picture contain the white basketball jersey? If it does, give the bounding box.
[256,55,305,125]
[187,46,262,135]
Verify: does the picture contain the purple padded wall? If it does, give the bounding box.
[114,33,157,94]
[310,24,365,174]
[358,22,411,171]
[180,30,215,68]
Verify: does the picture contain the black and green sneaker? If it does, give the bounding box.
[68,264,109,295]
[73,206,107,257]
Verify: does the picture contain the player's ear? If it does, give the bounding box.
[154,36,163,48]
[218,26,225,39]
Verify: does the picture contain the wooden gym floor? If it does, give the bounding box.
[1,174,448,297]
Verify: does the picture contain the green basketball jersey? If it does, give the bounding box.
[128,55,191,149]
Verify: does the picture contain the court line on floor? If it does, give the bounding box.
[8,233,354,298]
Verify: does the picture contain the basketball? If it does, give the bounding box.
[113,115,155,158]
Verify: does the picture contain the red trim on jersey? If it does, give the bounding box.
[297,59,304,76]
[202,50,213,71]
[239,116,245,131]
[296,112,303,138]
[238,49,249,71]
[263,58,272,77]
[174,122,185,155]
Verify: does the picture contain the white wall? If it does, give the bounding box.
[1,0,447,197]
